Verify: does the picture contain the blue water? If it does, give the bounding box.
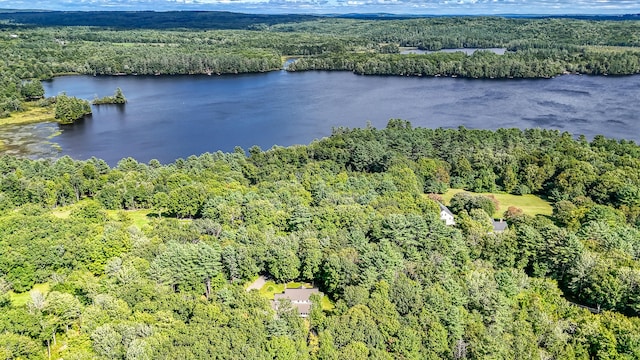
[4,71,638,165]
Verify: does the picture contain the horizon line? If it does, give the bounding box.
[0,9,638,17]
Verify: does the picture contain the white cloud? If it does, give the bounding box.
[0,0,638,14]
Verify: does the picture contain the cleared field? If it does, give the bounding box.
[51,200,154,227]
[9,283,50,307]
[106,209,154,228]
[441,188,553,218]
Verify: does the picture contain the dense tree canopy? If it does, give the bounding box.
[54,94,92,124]
[2,123,640,358]
[2,10,640,359]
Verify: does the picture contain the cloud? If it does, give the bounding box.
[0,0,639,14]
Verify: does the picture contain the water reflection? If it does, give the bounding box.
[1,71,632,165]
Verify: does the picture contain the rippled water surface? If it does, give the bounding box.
[5,71,637,164]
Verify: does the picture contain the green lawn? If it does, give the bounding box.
[441,189,553,218]
[9,283,50,307]
[51,208,72,219]
[320,295,335,311]
[258,281,314,300]
[105,209,154,228]
[259,280,286,300]
[52,202,154,228]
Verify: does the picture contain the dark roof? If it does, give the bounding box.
[274,288,320,303]
[439,203,454,217]
[492,219,508,232]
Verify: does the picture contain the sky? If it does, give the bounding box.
[0,0,639,15]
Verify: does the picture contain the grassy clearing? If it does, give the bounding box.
[286,282,312,289]
[9,283,50,307]
[258,281,313,300]
[441,188,553,217]
[0,103,55,126]
[320,296,335,311]
[51,202,153,227]
[584,45,640,53]
[106,209,153,228]
[51,209,72,218]
[259,280,286,300]
[50,203,78,218]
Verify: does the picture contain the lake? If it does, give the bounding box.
[399,48,507,55]
[2,71,639,165]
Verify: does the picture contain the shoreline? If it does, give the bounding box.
[0,103,56,127]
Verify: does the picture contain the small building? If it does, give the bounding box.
[439,203,456,226]
[273,287,322,317]
[491,219,508,233]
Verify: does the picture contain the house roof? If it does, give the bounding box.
[492,219,508,232]
[439,203,454,217]
[274,288,321,303]
[297,303,312,315]
[272,287,323,317]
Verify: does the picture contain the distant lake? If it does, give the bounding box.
[1,71,639,165]
[399,47,507,55]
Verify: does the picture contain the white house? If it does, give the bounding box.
[439,203,455,226]
[491,219,508,233]
[273,287,322,317]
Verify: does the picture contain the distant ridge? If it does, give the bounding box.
[0,10,319,29]
[335,12,640,20]
[0,10,638,30]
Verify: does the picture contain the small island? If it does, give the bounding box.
[92,88,127,105]
[55,94,92,124]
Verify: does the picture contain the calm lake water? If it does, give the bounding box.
[2,71,639,165]
[399,48,507,55]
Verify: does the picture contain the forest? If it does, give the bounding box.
[1,12,640,118]
[2,122,640,358]
[2,10,640,359]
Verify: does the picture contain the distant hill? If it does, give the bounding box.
[0,10,319,30]
[335,12,640,21]
[0,10,638,30]
[514,13,640,20]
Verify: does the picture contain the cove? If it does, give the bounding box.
[6,71,640,165]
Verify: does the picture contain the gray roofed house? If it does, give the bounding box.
[439,202,456,226]
[273,287,322,317]
[491,219,508,233]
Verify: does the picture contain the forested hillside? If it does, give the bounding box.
[2,122,640,359]
[2,13,640,119]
